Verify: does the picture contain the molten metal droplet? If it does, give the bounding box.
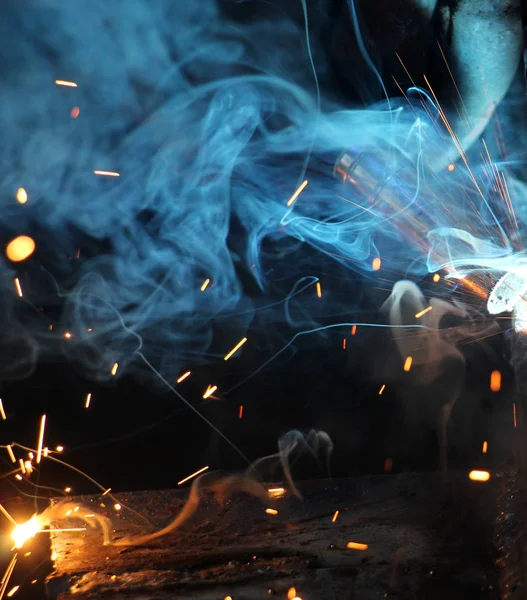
[6,236,36,262]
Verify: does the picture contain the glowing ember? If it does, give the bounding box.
[351,325,357,335]
[224,337,248,361]
[6,446,15,463]
[6,236,36,262]
[490,370,501,392]
[286,179,308,206]
[469,470,490,482]
[11,515,43,548]
[176,371,191,383]
[346,541,369,551]
[200,278,211,291]
[316,281,322,298]
[6,585,20,597]
[482,441,488,454]
[433,273,441,282]
[287,588,297,600]
[15,188,27,204]
[403,356,413,372]
[372,257,382,271]
[331,510,339,523]
[378,384,386,395]
[265,508,278,515]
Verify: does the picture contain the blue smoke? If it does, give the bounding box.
[0,0,523,383]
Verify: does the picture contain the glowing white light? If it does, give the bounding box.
[11,515,42,548]
[487,270,527,332]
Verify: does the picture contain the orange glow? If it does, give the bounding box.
[287,588,297,600]
[6,446,15,463]
[331,510,339,523]
[111,362,119,376]
[64,332,72,339]
[346,541,369,551]
[490,370,501,392]
[203,385,217,399]
[351,325,357,335]
[415,306,432,319]
[513,402,517,428]
[482,441,488,454]
[6,236,36,262]
[447,163,455,171]
[286,179,308,207]
[16,188,27,204]
[114,503,121,511]
[0,400,6,421]
[238,405,244,419]
[469,470,490,482]
[316,281,322,298]
[7,586,20,598]
[55,80,77,87]
[403,356,413,372]
[268,487,285,499]
[265,508,278,515]
[71,106,80,118]
[384,457,393,472]
[177,371,191,383]
[378,384,386,395]
[224,337,248,361]
[200,278,210,291]
[85,393,91,408]
[93,170,120,177]
[433,273,441,282]
[372,257,382,271]
[178,466,209,486]
[343,338,347,349]
[14,278,23,298]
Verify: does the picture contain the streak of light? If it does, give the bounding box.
[83,514,95,518]
[71,107,80,118]
[14,279,22,298]
[6,236,36,262]
[433,273,441,282]
[0,555,17,600]
[93,170,120,177]
[343,338,347,349]
[238,405,243,419]
[0,505,16,526]
[460,277,488,299]
[6,586,19,597]
[469,470,490,482]
[177,371,191,383]
[55,80,77,87]
[203,385,217,399]
[482,441,488,454]
[286,179,308,207]
[102,488,111,496]
[224,337,248,361]
[265,508,278,515]
[0,400,6,421]
[351,325,357,335]
[111,363,119,376]
[346,541,369,551]
[415,306,432,319]
[372,257,382,271]
[332,510,339,523]
[19,460,25,475]
[513,402,517,428]
[490,370,501,392]
[403,356,413,372]
[177,466,210,486]
[200,278,211,291]
[36,415,46,464]
[316,281,322,298]
[268,487,285,499]
[6,446,15,463]
[16,188,27,204]
[85,393,91,408]
[378,384,386,396]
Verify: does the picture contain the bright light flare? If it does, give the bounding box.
[224,337,248,361]
[6,236,35,262]
[433,273,441,282]
[469,470,490,482]
[6,585,20,597]
[268,487,285,499]
[11,515,43,548]
[203,385,217,399]
[286,179,308,207]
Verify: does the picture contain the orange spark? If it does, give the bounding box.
[85,393,91,408]
[433,273,441,282]
[6,236,35,262]
[55,80,77,87]
[14,278,22,297]
[384,457,393,472]
[287,588,297,600]
[346,541,369,551]
[415,306,432,319]
[238,405,244,419]
[224,337,248,361]
[513,402,517,428]
[286,179,308,207]
[6,585,20,597]
[114,503,121,511]
[93,170,120,177]
[343,338,347,349]
[70,106,80,118]
[490,370,501,392]
[0,400,6,421]
[447,164,455,171]
[203,385,217,399]
[265,508,278,515]
[64,332,72,339]
[268,487,285,499]
[0,504,16,526]
[469,470,490,482]
[351,325,357,336]
[36,414,46,464]
[16,188,27,204]
[111,362,119,376]
[403,356,413,372]
[19,459,26,475]
[482,441,488,454]
[331,510,339,523]
[200,278,210,291]
[55,446,63,452]
[378,384,386,395]
[372,257,382,271]
[176,371,191,383]
[178,466,210,486]
[316,281,322,298]
[6,446,15,463]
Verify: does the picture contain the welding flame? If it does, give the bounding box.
[11,515,42,549]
